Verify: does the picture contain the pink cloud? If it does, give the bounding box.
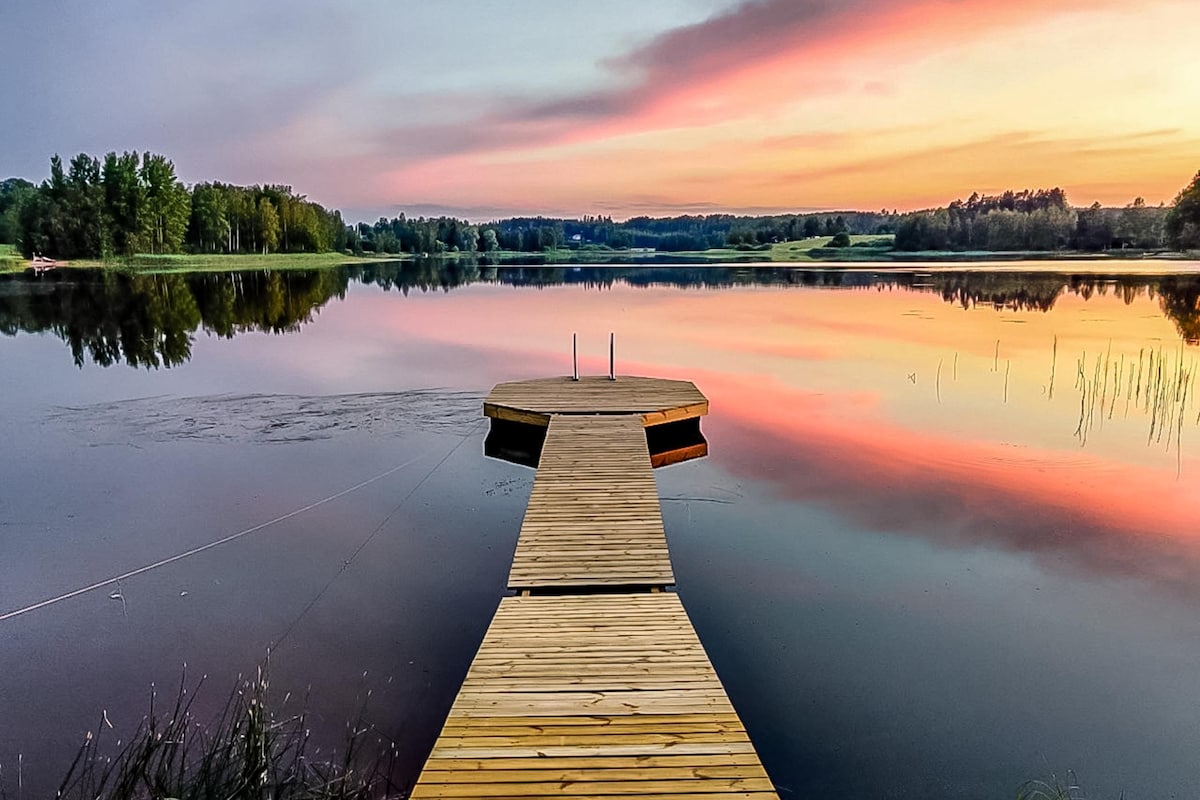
[373,0,1166,214]
[388,0,1125,166]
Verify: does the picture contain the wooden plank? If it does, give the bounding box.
[483,403,552,427]
[410,778,775,796]
[416,766,768,781]
[421,754,765,771]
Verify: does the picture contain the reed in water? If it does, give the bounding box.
[5,669,400,800]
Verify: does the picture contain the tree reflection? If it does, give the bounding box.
[0,269,349,367]
[347,261,1199,343]
[1,262,1197,368]
[1157,277,1200,344]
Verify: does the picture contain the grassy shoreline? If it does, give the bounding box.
[0,243,24,271]
[1,250,400,275]
[3,237,1196,276]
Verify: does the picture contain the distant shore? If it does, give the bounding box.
[2,236,1196,276]
[0,249,394,275]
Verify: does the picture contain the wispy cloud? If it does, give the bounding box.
[380,0,1124,165]
[5,0,1193,217]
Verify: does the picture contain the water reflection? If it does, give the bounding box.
[483,418,547,468]
[3,264,1198,370]
[483,415,707,469]
[0,269,350,368]
[705,385,1200,603]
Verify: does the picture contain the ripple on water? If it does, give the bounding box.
[45,390,485,445]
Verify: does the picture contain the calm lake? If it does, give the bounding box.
[2,261,1199,799]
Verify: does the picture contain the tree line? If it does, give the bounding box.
[339,171,1200,256]
[352,210,899,256]
[0,152,350,259]
[5,152,1200,260]
[346,179,1200,256]
[894,175,1200,253]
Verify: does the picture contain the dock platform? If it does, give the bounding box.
[485,375,708,427]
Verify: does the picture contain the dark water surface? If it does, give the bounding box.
[2,262,1200,798]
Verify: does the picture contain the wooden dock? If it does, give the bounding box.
[413,376,778,799]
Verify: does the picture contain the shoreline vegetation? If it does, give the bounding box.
[2,153,1200,275]
[3,238,1198,277]
[1,670,400,800]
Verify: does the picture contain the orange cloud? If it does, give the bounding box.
[378,0,1198,216]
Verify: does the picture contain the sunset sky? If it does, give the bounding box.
[4,0,1200,220]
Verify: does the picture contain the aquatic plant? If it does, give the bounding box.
[1018,771,1093,800]
[1072,338,1196,472]
[3,669,400,800]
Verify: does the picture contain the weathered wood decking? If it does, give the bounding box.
[509,415,671,590]
[413,376,777,799]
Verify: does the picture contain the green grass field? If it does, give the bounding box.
[660,234,894,263]
[70,251,400,272]
[766,234,894,260]
[0,243,23,271]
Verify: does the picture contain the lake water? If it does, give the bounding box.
[2,261,1199,799]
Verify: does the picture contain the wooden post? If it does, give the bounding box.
[572,333,578,381]
[609,333,615,381]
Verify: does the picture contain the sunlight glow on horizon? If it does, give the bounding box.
[379,0,1200,218]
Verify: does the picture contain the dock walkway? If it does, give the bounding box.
[509,415,672,591]
[412,376,778,799]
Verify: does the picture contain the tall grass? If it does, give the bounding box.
[3,669,401,800]
[1073,339,1196,473]
[1018,771,1104,800]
